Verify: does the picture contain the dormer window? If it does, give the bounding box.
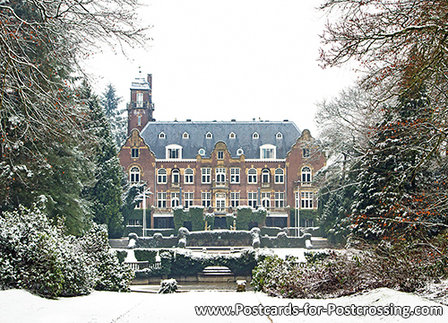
[260,144,276,159]
[252,132,259,139]
[276,132,283,139]
[159,132,166,139]
[182,132,190,139]
[229,132,236,139]
[206,132,213,139]
[237,148,244,156]
[166,144,182,159]
[198,148,206,156]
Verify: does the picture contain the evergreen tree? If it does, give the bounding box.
[101,84,127,148]
[351,89,442,240]
[80,81,125,238]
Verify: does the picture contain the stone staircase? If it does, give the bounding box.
[198,266,235,282]
[186,246,248,254]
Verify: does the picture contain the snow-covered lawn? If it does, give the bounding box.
[1,288,446,323]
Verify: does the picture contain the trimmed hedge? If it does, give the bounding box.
[134,249,267,278]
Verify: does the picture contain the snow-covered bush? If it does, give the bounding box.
[0,205,133,297]
[158,278,178,294]
[0,205,93,297]
[252,240,447,299]
[80,224,134,292]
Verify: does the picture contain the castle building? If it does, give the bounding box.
[118,74,325,231]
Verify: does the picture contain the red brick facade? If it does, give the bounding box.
[118,74,326,229]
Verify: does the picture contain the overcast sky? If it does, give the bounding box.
[85,0,357,136]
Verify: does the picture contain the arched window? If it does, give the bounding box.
[252,132,259,139]
[276,132,283,139]
[157,169,167,184]
[262,169,270,183]
[275,168,284,184]
[184,168,194,184]
[247,168,257,184]
[129,167,140,184]
[172,169,180,184]
[301,167,312,183]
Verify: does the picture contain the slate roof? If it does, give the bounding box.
[130,76,150,90]
[139,120,301,159]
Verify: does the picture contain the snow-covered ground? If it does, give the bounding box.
[1,288,446,323]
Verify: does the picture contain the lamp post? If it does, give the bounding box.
[138,185,153,237]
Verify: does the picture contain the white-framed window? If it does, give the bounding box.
[217,151,224,160]
[275,192,285,208]
[184,168,194,184]
[248,192,257,208]
[230,168,240,183]
[301,191,314,209]
[206,132,213,139]
[230,192,240,208]
[172,169,180,184]
[137,115,142,126]
[184,192,194,208]
[171,192,180,208]
[201,168,211,184]
[261,192,271,209]
[274,168,284,184]
[262,169,270,183]
[166,144,182,159]
[201,191,211,208]
[182,132,190,139]
[252,132,259,139]
[229,132,236,139]
[276,132,283,139]
[215,193,226,212]
[215,168,226,183]
[237,148,244,156]
[260,144,276,159]
[302,148,310,158]
[157,168,167,184]
[247,168,257,184]
[198,148,206,156]
[129,167,140,184]
[131,148,139,158]
[159,132,166,139]
[136,92,143,107]
[301,167,312,183]
[157,192,167,208]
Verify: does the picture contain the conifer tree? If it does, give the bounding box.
[80,81,125,238]
[101,84,127,148]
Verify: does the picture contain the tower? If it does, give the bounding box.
[127,72,155,135]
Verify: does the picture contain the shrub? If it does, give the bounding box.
[0,204,133,297]
[252,238,448,298]
[158,279,178,293]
